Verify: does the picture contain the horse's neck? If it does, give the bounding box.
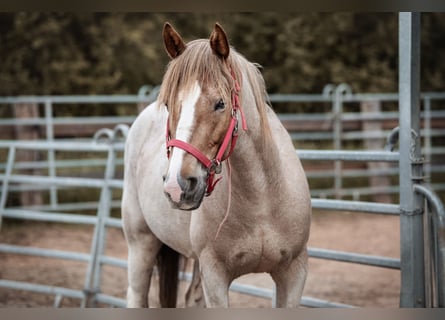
[229,108,282,197]
[225,71,287,200]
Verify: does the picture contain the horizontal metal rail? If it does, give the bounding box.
[312,198,400,215]
[2,208,98,224]
[292,128,445,142]
[0,158,124,171]
[0,95,153,104]
[278,109,445,122]
[2,208,121,228]
[311,185,401,199]
[0,140,125,152]
[0,174,123,189]
[0,279,85,301]
[94,293,126,307]
[297,150,400,162]
[0,244,91,262]
[270,91,443,103]
[308,247,400,269]
[12,201,121,213]
[300,297,355,308]
[0,116,135,127]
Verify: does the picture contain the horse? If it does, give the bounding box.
[122,22,311,308]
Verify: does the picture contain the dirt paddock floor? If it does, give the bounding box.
[0,210,400,308]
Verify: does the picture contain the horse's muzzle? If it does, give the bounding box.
[163,173,207,210]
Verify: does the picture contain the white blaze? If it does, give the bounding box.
[164,81,201,202]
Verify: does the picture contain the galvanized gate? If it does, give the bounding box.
[0,12,444,307]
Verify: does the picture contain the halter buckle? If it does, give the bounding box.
[210,159,222,174]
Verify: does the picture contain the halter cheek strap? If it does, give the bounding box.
[165,67,247,196]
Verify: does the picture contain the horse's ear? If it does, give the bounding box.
[210,23,230,59]
[163,22,186,59]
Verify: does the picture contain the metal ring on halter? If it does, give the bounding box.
[232,109,239,135]
[231,107,237,118]
[209,159,222,174]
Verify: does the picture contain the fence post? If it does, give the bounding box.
[44,100,58,208]
[82,128,119,307]
[361,100,392,203]
[398,12,425,307]
[423,97,432,185]
[333,84,351,199]
[13,102,43,207]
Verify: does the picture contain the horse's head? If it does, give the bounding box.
[160,22,242,210]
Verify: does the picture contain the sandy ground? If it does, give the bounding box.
[0,210,400,308]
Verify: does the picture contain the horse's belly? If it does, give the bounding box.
[146,209,194,257]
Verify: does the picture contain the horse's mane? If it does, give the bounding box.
[158,39,271,142]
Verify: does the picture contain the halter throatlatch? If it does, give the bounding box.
[165,67,247,196]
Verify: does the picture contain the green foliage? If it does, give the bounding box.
[0,13,443,99]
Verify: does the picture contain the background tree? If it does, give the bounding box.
[0,13,443,106]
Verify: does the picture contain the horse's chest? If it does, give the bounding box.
[226,226,296,274]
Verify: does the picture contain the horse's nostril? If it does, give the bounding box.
[162,175,167,182]
[187,177,198,191]
[178,175,199,193]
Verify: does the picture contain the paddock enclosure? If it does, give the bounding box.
[0,13,444,307]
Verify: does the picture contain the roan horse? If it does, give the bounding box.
[122,22,311,308]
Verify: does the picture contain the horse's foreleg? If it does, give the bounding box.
[123,196,162,307]
[271,247,308,308]
[199,251,230,307]
[126,232,162,308]
[185,259,205,307]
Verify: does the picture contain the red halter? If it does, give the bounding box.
[166,67,247,196]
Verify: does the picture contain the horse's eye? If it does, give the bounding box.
[214,99,225,111]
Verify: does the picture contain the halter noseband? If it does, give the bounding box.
[165,67,247,196]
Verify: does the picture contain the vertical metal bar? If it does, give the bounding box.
[414,184,445,307]
[422,97,433,305]
[0,146,16,229]
[423,97,432,184]
[82,141,116,307]
[92,143,116,295]
[45,100,58,208]
[271,284,276,308]
[333,87,343,199]
[398,12,425,307]
[431,205,439,307]
[424,199,433,307]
